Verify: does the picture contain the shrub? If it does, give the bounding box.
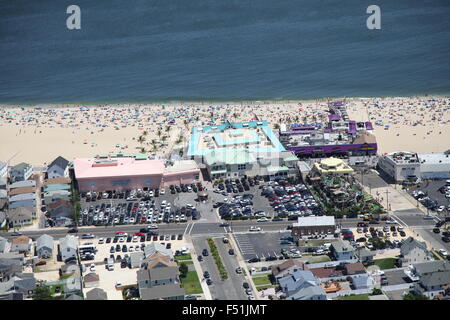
[207,238,228,280]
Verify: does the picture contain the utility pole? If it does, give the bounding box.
[385,189,390,213]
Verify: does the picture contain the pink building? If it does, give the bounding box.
[74,158,200,192]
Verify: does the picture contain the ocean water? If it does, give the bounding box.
[0,0,449,104]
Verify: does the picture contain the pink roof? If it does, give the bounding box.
[74,158,165,179]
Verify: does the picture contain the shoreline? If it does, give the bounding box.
[1,95,449,108]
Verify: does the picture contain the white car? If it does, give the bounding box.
[249,226,262,232]
[148,224,158,229]
[385,219,397,224]
[160,189,165,195]
[98,238,104,244]
[89,263,96,272]
[438,249,448,256]
[437,206,445,213]
[129,246,134,252]
[132,236,138,242]
[257,217,268,222]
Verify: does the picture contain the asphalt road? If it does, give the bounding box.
[192,237,228,300]
[215,239,249,300]
[0,217,396,240]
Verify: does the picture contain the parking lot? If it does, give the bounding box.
[408,180,450,214]
[78,232,190,299]
[233,232,296,260]
[217,179,321,221]
[78,184,206,227]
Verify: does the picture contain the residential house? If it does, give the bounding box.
[0,177,7,190]
[350,273,374,290]
[43,190,71,204]
[0,237,11,254]
[0,273,36,300]
[407,261,450,298]
[279,270,327,300]
[137,259,184,300]
[47,200,74,219]
[142,252,177,269]
[36,234,54,259]
[10,163,33,182]
[0,252,25,265]
[330,239,356,261]
[8,193,36,210]
[0,192,7,210]
[7,207,35,227]
[139,283,185,300]
[59,262,80,277]
[0,161,7,178]
[309,266,344,280]
[8,186,36,197]
[414,270,450,299]
[54,216,74,227]
[0,258,22,282]
[130,252,145,269]
[0,212,6,228]
[272,259,308,282]
[83,273,99,288]
[59,235,78,262]
[8,180,36,190]
[356,247,375,265]
[399,237,431,266]
[10,236,32,255]
[143,242,174,260]
[85,288,107,300]
[137,266,180,288]
[344,263,366,276]
[405,260,450,280]
[47,156,70,179]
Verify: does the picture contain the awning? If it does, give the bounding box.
[211,169,227,175]
[267,166,289,173]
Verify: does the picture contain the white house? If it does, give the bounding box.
[47,156,70,179]
[59,235,78,262]
[36,234,54,259]
[0,161,7,178]
[399,237,431,266]
[9,163,33,183]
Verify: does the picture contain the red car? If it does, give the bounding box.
[134,232,145,236]
[141,218,147,223]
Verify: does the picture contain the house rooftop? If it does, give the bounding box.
[48,156,70,170]
[140,283,184,300]
[331,239,354,253]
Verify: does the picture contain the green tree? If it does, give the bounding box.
[33,286,54,300]
[403,292,429,300]
[371,288,383,296]
[179,263,188,279]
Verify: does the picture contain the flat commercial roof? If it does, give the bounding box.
[187,120,286,157]
[74,158,165,179]
[293,216,335,227]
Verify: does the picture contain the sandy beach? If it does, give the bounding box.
[1,97,449,166]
